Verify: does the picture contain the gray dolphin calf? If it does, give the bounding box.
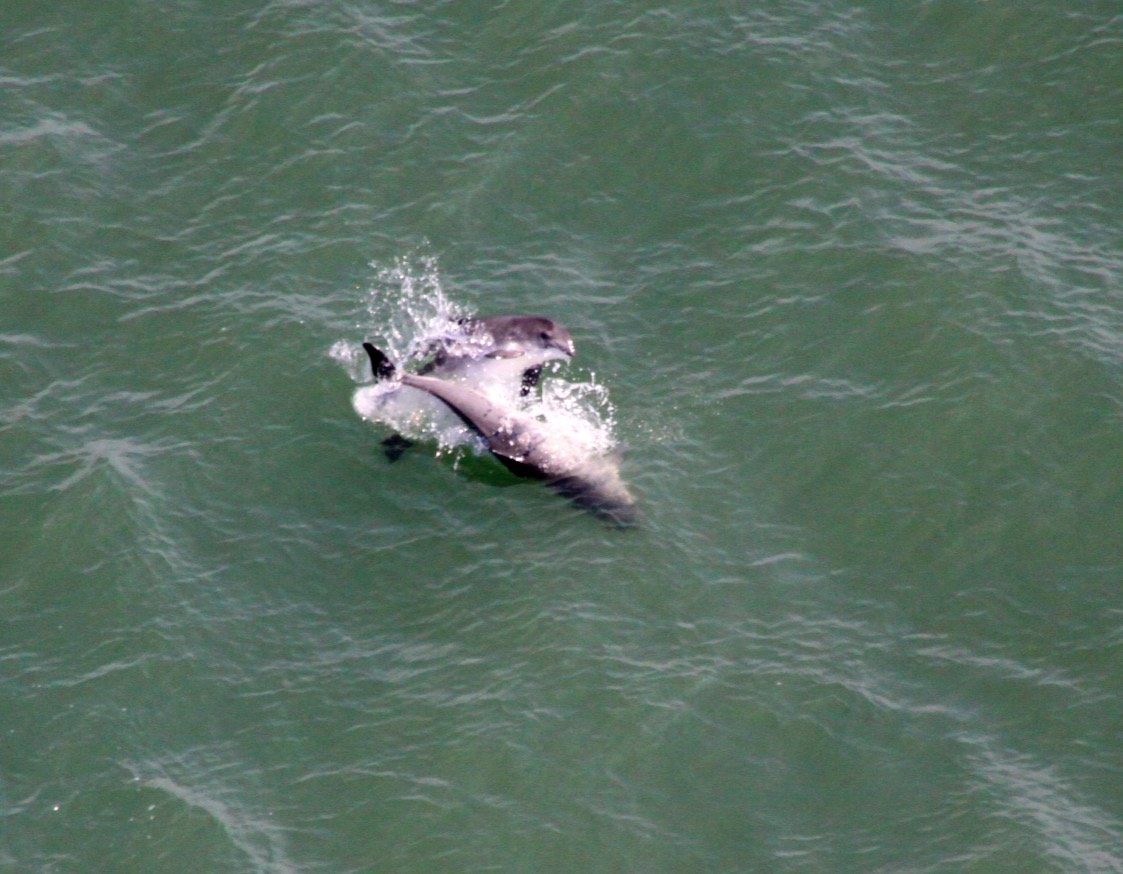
[363,343,637,525]
[418,314,575,396]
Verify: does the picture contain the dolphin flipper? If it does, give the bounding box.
[381,433,414,462]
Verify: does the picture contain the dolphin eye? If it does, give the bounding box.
[539,331,550,340]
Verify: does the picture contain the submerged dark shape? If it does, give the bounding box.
[380,433,414,462]
[418,314,575,396]
[362,343,637,526]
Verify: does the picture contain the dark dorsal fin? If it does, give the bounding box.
[362,343,396,381]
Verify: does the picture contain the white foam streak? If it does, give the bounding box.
[127,758,297,874]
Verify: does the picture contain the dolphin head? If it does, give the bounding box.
[473,315,575,362]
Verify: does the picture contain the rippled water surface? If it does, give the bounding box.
[3,2,1122,871]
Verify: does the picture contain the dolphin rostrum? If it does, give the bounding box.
[418,314,575,396]
[363,343,637,525]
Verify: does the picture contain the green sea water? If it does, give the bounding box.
[2,2,1122,871]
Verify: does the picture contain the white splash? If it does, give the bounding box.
[330,254,619,461]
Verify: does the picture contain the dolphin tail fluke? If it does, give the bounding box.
[362,343,396,381]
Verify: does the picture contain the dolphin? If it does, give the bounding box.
[418,315,575,396]
[382,314,575,462]
[362,343,637,525]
